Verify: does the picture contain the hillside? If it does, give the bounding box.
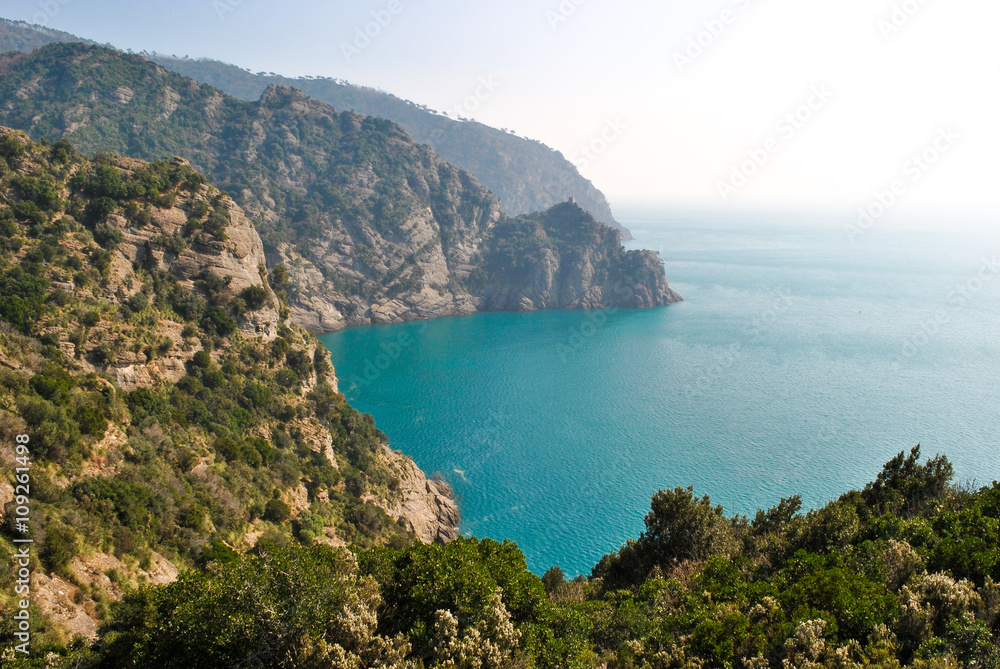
[0,43,676,334]
[0,18,96,53]
[5,402,999,667]
[0,17,629,238]
[0,129,456,643]
[148,55,632,239]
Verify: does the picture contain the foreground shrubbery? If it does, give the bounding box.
[4,447,998,668]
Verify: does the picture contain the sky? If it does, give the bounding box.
[5,0,999,220]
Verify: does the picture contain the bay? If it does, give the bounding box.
[320,211,1000,575]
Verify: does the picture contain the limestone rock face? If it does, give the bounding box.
[378,445,460,544]
[95,160,280,388]
[473,202,682,313]
[112,177,277,339]
[32,551,180,641]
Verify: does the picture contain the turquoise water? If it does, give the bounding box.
[320,212,1000,576]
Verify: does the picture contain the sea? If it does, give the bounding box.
[319,210,1000,576]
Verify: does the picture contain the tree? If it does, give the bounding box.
[641,486,731,565]
[94,544,415,668]
[859,446,953,518]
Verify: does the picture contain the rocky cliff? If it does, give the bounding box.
[0,43,677,334]
[0,129,458,639]
[474,201,682,312]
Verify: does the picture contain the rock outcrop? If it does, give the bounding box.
[0,130,461,641]
[0,44,679,335]
[474,202,682,312]
[378,445,460,544]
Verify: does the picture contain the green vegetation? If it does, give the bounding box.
[3,446,997,668]
[0,42,503,311]
[0,132,421,664]
[0,76,993,667]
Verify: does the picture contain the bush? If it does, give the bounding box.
[156,234,186,256]
[203,209,228,237]
[13,175,61,210]
[93,223,124,249]
[276,368,300,388]
[74,403,109,436]
[239,285,269,310]
[241,382,272,410]
[0,267,49,333]
[286,349,312,377]
[73,478,152,529]
[41,522,79,573]
[201,306,236,337]
[264,499,291,524]
[96,544,389,668]
[83,196,117,227]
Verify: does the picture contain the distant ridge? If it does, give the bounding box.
[0,16,631,239]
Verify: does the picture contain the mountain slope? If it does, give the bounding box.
[0,128,456,639]
[0,42,677,333]
[0,17,630,238]
[148,54,632,239]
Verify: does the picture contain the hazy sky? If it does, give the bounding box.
[6,0,999,218]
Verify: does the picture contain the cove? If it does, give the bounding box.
[320,213,1000,575]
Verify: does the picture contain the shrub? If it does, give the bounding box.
[74,403,109,436]
[188,199,209,219]
[83,196,117,227]
[41,522,79,573]
[0,134,28,161]
[264,499,291,524]
[239,285,269,310]
[201,306,237,337]
[286,349,312,377]
[93,223,124,249]
[241,382,272,410]
[126,291,149,312]
[12,175,61,210]
[203,209,228,237]
[12,200,46,227]
[73,478,152,529]
[0,267,49,333]
[155,234,186,256]
[276,368,300,388]
[96,544,392,668]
